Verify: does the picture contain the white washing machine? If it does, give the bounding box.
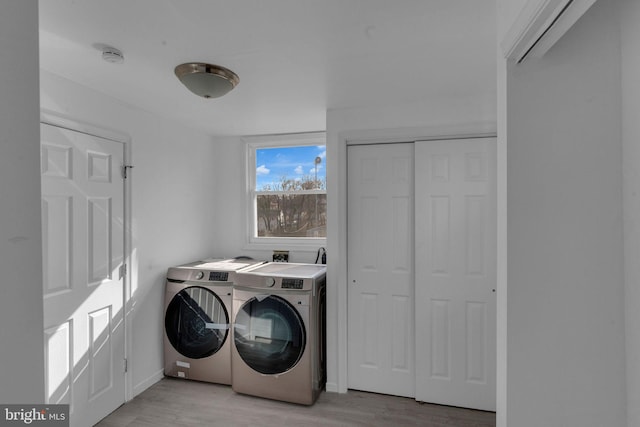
[163,257,264,384]
[231,262,326,405]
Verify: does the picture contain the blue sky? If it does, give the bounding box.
[256,145,326,189]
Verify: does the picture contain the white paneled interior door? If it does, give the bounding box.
[414,138,496,411]
[346,138,496,411]
[347,143,415,398]
[41,123,126,427]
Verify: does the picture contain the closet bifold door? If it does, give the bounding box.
[414,138,497,411]
[347,143,416,398]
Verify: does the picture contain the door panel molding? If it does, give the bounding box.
[414,138,496,411]
[347,143,415,398]
[345,136,496,411]
[41,109,134,402]
[41,115,132,425]
[331,123,496,395]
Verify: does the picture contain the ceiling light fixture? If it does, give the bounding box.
[174,62,239,99]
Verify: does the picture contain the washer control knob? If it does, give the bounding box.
[265,277,276,287]
[194,271,204,280]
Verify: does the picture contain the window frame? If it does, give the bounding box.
[244,132,327,251]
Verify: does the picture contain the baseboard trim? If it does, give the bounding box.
[133,369,165,398]
[325,382,340,393]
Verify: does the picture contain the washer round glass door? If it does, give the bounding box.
[165,286,229,359]
[234,295,305,375]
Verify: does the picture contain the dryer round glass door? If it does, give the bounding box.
[234,295,305,375]
[165,286,229,359]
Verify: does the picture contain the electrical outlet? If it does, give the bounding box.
[272,250,289,262]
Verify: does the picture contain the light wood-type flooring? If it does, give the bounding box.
[96,377,496,426]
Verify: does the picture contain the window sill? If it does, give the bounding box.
[243,238,327,253]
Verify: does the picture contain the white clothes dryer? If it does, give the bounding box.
[163,258,264,384]
[231,262,326,404]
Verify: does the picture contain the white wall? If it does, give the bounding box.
[496,0,529,42]
[621,0,640,424]
[325,97,497,393]
[40,70,218,396]
[0,0,45,403]
[504,1,626,425]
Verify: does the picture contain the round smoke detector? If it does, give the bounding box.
[102,46,124,64]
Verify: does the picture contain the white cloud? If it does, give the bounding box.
[294,165,304,175]
[310,165,323,174]
[256,165,270,175]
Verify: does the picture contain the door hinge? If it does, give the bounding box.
[122,165,134,179]
[119,264,127,279]
[123,358,128,373]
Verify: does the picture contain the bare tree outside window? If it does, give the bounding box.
[253,144,326,239]
[256,176,326,237]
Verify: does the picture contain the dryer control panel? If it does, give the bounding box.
[235,262,327,292]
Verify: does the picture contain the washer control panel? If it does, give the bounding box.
[281,278,304,290]
[209,271,229,282]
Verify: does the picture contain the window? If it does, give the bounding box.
[246,133,326,248]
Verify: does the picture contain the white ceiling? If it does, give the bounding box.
[39,0,497,137]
